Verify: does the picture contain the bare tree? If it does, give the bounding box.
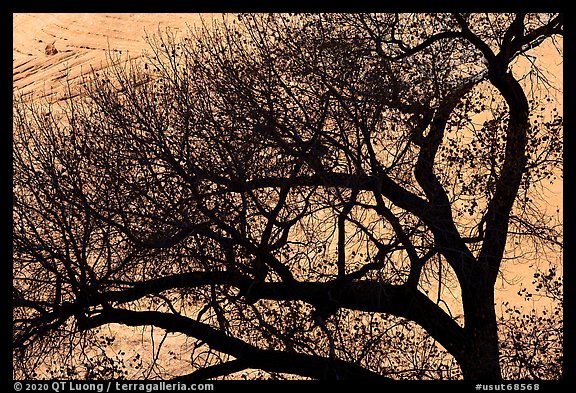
[13,13,563,381]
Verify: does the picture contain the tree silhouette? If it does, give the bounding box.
[13,13,563,381]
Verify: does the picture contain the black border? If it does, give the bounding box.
[7,4,571,391]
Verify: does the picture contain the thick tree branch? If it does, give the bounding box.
[479,72,530,284]
[386,31,465,61]
[172,360,248,381]
[223,171,429,219]
[506,14,563,60]
[90,271,467,366]
[411,74,486,283]
[104,271,246,305]
[452,13,497,63]
[85,307,391,380]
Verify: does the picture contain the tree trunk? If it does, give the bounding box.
[460,278,503,380]
[461,324,502,379]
